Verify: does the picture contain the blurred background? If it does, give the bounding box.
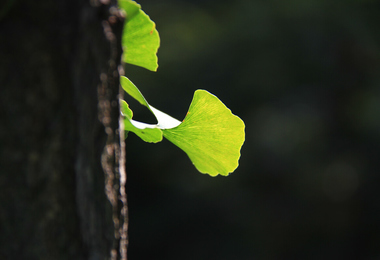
[124,0,380,259]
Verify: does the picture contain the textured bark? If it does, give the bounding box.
[0,0,125,259]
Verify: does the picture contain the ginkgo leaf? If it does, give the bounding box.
[120,99,163,143]
[120,98,133,118]
[162,90,245,176]
[124,118,163,143]
[120,76,149,107]
[120,76,245,176]
[120,76,181,129]
[120,77,180,143]
[119,0,160,71]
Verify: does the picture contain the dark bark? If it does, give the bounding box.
[0,0,125,259]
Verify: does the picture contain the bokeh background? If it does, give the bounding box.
[124,0,380,259]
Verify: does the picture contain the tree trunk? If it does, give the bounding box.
[0,0,125,259]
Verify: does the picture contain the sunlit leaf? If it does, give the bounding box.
[120,76,181,129]
[163,90,245,176]
[125,119,163,143]
[120,77,179,143]
[120,76,149,107]
[119,0,160,71]
[120,77,245,176]
[120,99,163,143]
[120,99,133,118]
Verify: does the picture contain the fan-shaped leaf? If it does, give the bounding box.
[119,0,160,71]
[120,77,245,176]
[163,90,245,176]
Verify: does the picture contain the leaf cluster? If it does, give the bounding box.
[118,0,245,176]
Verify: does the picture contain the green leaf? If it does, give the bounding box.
[120,76,245,176]
[124,118,163,143]
[119,0,160,71]
[120,76,150,107]
[120,76,181,129]
[120,99,163,143]
[120,76,179,143]
[120,99,133,118]
[162,90,245,177]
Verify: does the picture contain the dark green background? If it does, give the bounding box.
[125,0,380,259]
